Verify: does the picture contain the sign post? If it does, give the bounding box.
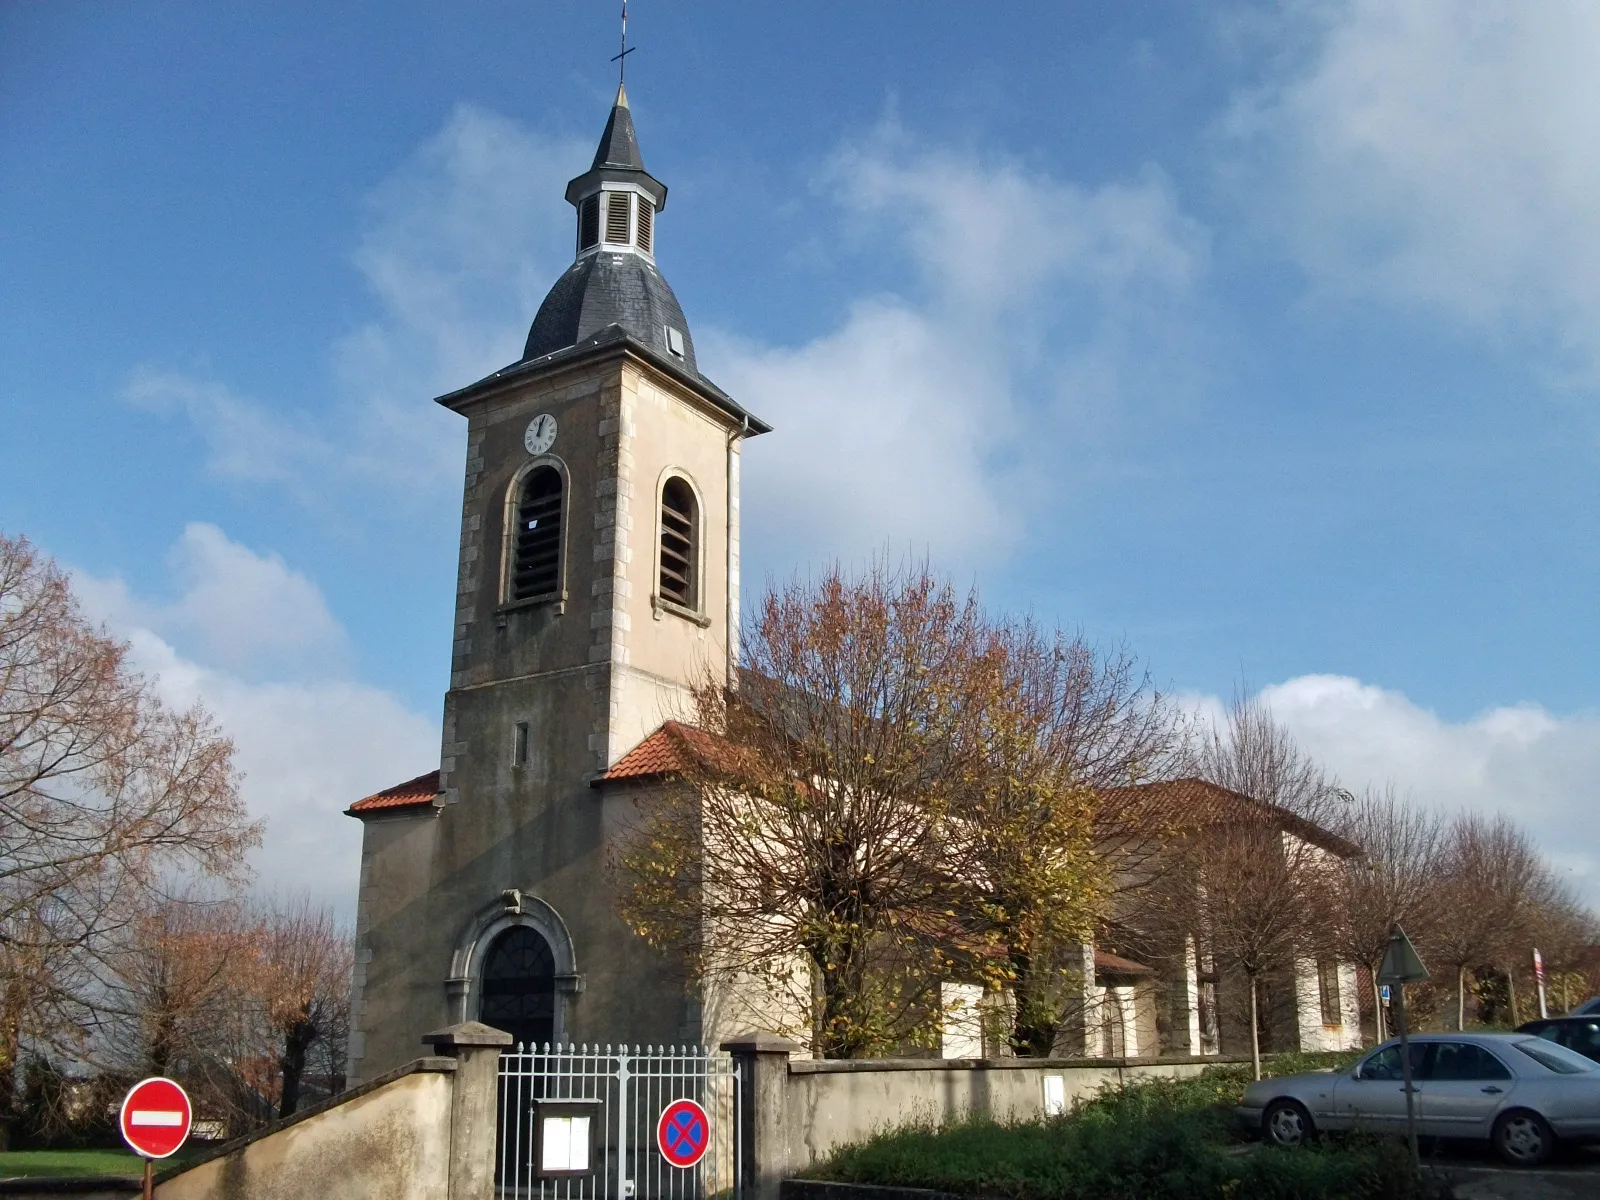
[1534,948,1548,1019]
[1378,924,1430,1174]
[120,1077,193,1200]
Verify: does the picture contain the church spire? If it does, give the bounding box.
[590,83,645,173]
[563,87,667,217]
[525,88,694,371]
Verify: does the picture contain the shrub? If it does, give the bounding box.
[804,1056,1446,1200]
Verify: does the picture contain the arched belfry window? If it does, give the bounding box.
[479,926,555,1049]
[510,465,564,601]
[659,477,698,610]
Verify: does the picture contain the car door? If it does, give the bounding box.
[1332,1042,1430,1132]
[1555,1021,1600,1065]
[1414,1041,1515,1137]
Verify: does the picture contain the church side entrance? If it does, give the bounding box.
[481,926,557,1050]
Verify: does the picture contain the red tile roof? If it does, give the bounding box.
[1095,949,1155,976]
[1098,778,1362,859]
[594,722,726,784]
[347,769,442,816]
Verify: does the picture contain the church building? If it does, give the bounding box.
[344,85,771,1083]
[343,87,1368,1081]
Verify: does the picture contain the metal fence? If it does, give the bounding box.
[496,1043,742,1200]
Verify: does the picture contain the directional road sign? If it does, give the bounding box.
[120,1077,193,1160]
[656,1098,710,1170]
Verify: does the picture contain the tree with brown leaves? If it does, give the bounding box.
[950,619,1125,1057]
[616,564,993,1057]
[258,898,352,1119]
[0,533,258,1142]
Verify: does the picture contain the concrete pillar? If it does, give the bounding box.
[721,1033,799,1200]
[424,1020,514,1200]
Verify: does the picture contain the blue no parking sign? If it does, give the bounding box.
[656,1098,710,1169]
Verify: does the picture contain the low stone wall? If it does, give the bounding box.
[785,1056,1230,1168]
[153,1058,455,1200]
[727,1035,1247,1200]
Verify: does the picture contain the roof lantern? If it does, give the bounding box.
[523,84,699,373]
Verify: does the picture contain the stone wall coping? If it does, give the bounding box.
[721,1034,804,1055]
[422,1020,516,1049]
[787,1054,1248,1076]
[151,1055,458,1183]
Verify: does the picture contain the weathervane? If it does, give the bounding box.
[612,1,635,84]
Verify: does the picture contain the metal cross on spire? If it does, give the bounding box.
[611,0,635,84]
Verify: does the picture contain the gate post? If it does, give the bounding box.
[424,1021,514,1200]
[722,1034,799,1200]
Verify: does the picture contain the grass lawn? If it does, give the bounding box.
[0,1147,150,1178]
[805,1051,1453,1200]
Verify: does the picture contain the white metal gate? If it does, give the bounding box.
[496,1044,742,1200]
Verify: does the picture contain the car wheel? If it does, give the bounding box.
[1263,1098,1315,1148]
[1492,1109,1555,1168]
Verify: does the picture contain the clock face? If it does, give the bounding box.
[523,413,557,456]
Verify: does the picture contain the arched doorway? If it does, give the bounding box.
[480,925,556,1049]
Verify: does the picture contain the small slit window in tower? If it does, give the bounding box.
[512,466,563,600]
[604,191,632,244]
[659,477,698,609]
[635,197,653,253]
[513,721,529,767]
[578,196,600,251]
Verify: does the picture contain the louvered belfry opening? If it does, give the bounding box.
[635,197,653,253]
[604,191,632,244]
[578,195,600,251]
[659,477,697,608]
[512,466,563,600]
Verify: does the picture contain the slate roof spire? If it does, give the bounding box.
[524,87,695,372]
[592,83,644,171]
[563,85,666,210]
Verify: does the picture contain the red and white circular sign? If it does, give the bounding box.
[656,1098,710,1169]
[120,1077,193,1159]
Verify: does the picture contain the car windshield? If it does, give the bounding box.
[1512,1038,1599,1075]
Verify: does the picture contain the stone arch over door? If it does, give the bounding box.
[446,890,583,1044]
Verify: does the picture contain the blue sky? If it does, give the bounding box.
[4,1,1597,912]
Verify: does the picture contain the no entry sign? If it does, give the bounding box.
[656,1098,710,1169]
[120,1077,193,1159]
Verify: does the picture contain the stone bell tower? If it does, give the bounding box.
[345,85,770,1082]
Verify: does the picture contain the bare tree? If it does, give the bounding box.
[105,896,249,1081]
[1329,787,1445,1040]
[1182,691,1343,1078]
[1428,812,1543,1030]
[615,563,993,1057]
[0,533,259,1140]
[258,898,352,1118]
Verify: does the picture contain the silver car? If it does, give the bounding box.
[1237,1032,1600,1166]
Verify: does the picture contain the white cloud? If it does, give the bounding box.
[129,104,590,505]
[1222,0,1600,379]
[1236,674,1600,905]
[710,125,1210,567]
[76,522,346,678]
[72,529,436,917]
